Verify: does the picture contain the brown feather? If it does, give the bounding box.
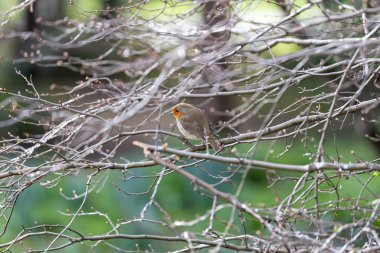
[172,103,222,151]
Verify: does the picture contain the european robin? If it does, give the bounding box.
[171,103,222,151]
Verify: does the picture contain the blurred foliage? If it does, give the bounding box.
[0,0,379,252]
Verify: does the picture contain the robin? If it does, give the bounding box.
[171,103,222,151]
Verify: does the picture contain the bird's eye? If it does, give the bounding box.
[175,109,179,113]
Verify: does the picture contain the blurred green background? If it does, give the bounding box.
[0,0,379,252]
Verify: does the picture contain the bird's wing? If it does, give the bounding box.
[181,119,206,140]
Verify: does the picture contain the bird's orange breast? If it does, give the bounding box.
[172,108,183,119]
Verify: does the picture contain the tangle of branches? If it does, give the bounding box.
[0,0,379,252]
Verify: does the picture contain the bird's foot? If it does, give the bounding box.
[179,136,196,149]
